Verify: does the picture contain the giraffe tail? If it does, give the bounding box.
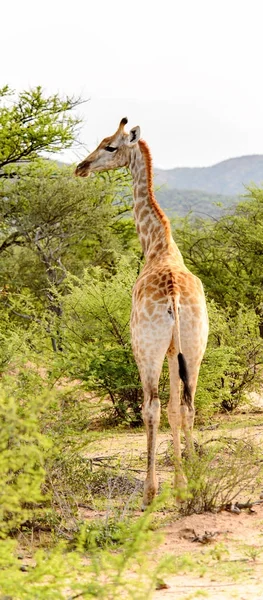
[172,296,192,409]
[177,352,192,408]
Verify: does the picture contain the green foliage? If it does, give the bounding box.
[77,516,134,550]
[195,301,263,417]
[181,436,263,515]
[0,502,173,600]
[0,290,48,373]
[0,159,134,351]
[0,375,52,537]
[0,85,179,598]
[173,187,263,413]
[51,262,263,423]
[175,187,263,313]
[0,159,132,278]
[0,306,27,373]
[56,259,144,425]
[0,85,82,169]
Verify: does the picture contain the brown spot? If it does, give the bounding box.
[140,208,150,220]
[144,218,152,229]
[135,200,144,211]
[138,185,148,195]
[147,285,157,294]
[152,291,164,301]
[145,300,155,316]
[140,224,148,236]
[167,339,176,356]
[154,241,163,252]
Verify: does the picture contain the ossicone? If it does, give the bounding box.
[119,117,128,129]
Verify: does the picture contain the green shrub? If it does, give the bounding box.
[0,500,173,600]
[77,516,134,550]
[46,260,263,427]
[181,436,263,514]
[195,301,263,418]
[54,259,145,425]
[0,376,52,537]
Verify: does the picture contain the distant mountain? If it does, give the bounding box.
[154,154,263,218]
[155,155,263,195]
[155,187,238,219]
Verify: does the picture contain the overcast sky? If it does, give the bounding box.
[2,0,263,168]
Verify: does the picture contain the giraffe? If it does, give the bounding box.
[75,118,209,508]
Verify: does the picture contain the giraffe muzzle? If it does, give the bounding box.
[75,161,91,177]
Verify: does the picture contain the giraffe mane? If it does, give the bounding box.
[138,139,171,243]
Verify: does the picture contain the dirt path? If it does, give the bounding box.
[153,504,263,599]
[81,412,263,598]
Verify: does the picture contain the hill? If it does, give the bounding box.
[154,154,263,217]
[155,155,263,195]
[155,187,238,219]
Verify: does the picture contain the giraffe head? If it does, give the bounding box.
[75,117,141,177]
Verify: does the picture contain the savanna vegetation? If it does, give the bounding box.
[1,86,263,598]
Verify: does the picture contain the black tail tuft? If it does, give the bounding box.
[178,352,192,408]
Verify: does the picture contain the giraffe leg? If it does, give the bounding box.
[180,404,195,457]
[133,335,172,509]
[131,306,175,508]
[167,353,187,491]
[141,379,161,509]
[178,304,208,456]
[180,366,199,457]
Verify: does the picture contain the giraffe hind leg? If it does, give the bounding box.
[141,384,161,509]
[167,352,188,492]
[179,356,199,457]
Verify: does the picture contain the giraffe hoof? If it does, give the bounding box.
[141,497,153,511]
[174,473,188,502]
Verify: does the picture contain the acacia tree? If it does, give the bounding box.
[175,187,263,320]
[0,85,83,171]
[0,85,137,349]
[0,84,85,259]
[0,159,134,350]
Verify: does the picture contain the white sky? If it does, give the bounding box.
[2,0,263,168]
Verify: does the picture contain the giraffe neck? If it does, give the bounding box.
[129,140,173,260]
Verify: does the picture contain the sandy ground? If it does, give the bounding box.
[153,504,263,599]
[83,410,263,600]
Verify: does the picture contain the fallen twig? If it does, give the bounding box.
[191,530,220,544]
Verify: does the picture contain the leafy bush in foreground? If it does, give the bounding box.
[57,263,263,423]
[0,500,173,600]
[55,260,145,425]
[195,301,263,418]
[181,436,263,515]
[0,376,52,537]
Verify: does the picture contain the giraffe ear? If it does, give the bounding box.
[126,126,141,146]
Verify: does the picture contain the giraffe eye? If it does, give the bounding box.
[105,145,117,153]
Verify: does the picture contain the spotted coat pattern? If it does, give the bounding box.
[76,119,209,508]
